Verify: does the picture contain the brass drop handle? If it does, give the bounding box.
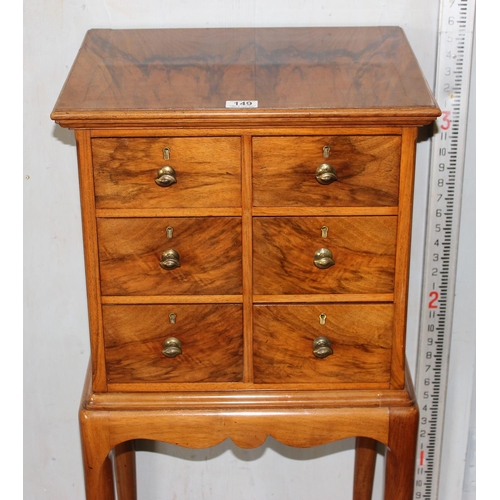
[313,337,333,358]
[159,249,180,270]
[315,163,338,185]
[314,248,335,269]
[155,166,177,187]
[162,337,182,358]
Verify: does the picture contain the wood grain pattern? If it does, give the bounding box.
[391,127,418,389]
[253,304,393,385]
[254,27,436,111]
[53,113,439,129]
[96,208,242,217]
[353,437,378,500]
[79,410,115,500]
[113,441,136,500]
[93,137,241,209]
[90,126,404,138]
[252,206,399,216]
[51,28,440,129]
[253,294,394,303]
[78,366,417,499]
[107,381,391,393]
[81,404,390,454]
[75,130,108,392]
[79,399,391,500]
[253,135,401,207]
[101,295,242,304]
[103,304,243,383]
[56,29,256,112]
[384,405,419,499]
[253,216,397,295]
[97,217,242,295]
[82,360,417,410]
[241,135,254,383]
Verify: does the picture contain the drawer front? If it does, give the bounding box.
[98,217,242,295]
[253,304,393,384]
[93,137,241,209]
[253,216,397,295]
[103,304,243,383]
[253,135,401,207]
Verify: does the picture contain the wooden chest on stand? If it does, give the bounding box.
[51,27,440,499]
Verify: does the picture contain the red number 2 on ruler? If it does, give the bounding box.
[428,291,439,309]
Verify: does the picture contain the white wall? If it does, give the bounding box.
[23,1,475,499]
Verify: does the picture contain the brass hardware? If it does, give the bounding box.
[163,147,170,160]
[162,337,182,358]
[321,226,329,238]
[159,249,180,270]
[319,313,327,325]
[315,163,338,185]
[313,248,335,269]
[155,166,177,187]
[313,337,333,358]
[169,313,177,324]
[323,145,330,158]
[166,226,174,239]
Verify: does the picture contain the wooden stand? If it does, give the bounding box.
[79,364,418,500]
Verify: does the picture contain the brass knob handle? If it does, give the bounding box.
[159,249,180,270]
[155,166,177,187]
[162,337,182,357]
[315,163,338,185]
[314,248,335,269]
[313,337,333,358]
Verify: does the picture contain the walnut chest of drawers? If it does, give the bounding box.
[51,27,440,500]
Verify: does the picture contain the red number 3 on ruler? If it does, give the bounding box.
[428,291,439,309]
[440,110,451,130]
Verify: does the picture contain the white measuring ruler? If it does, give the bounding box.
[413,1,475,499]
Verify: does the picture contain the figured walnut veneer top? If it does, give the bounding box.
[51,27,440,127]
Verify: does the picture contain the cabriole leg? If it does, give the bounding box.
[114,440,137,500]
[353,437,377,500]
[384,406,419,500]
[79,409,115,500]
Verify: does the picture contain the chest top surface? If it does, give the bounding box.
[51,26,439,127]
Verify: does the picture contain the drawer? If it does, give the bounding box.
[93,137,241,209]
[98,217,242,295]
[253,304,393,384]
[103,304,244,383]
[253,136,401,207]
[253,216,397,295]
